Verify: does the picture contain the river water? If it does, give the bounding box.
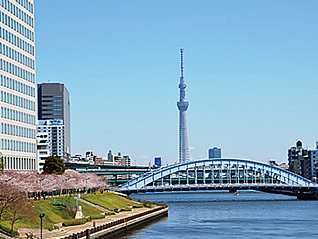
[116,191,318,239]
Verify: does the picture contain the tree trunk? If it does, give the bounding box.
[0,201,9,222]
[10,212,17,236]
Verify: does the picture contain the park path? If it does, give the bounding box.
[77,198,111,212]
[0,231,11,239]
[19,207,152,239]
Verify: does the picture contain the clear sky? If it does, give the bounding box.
[35,1,318,165]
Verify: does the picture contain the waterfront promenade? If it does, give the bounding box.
[19,206,168,239]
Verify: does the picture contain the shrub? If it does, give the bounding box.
[105,212,116,215]
[121,207,132,212]
[114,208,121,213]
[66,208,76,218]
[143,203,156,208]
[62,218,88,227]
[90,214,105,220]
[133,204,144,208]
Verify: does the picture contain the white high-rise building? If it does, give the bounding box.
[37,120,65,161]
[36,131,49,173]
[0,0,36,171]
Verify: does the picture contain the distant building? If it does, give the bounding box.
[208,147,222,159]
[37,83,70,160]
[288,140,317,180]
[114,152,122,166]
[95,157,103,166]
[85,151,95,163]
[122,155,131,167]
[269,160,288,170]
[107,150,114,162]
[154,157,162,167]
[307,150,317,180]
[36,132,49,173]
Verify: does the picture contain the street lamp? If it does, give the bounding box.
[38,178,44,199]
[39,213,45,239]
[65,178,69,196]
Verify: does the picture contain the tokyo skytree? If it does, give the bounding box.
[177,49,190,162]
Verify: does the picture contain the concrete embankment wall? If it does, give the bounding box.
[62,206,168,239]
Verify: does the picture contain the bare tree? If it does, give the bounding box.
[0,184,15,222]
[4,190,36,236]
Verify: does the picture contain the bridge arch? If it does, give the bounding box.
[120,158,315,190]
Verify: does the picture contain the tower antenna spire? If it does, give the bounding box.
[177,48,189,162]
[180,48,184,78]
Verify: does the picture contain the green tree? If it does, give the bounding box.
[43,155,65,175]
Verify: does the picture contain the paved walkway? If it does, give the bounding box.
[0,231,11,239]
[19,207,153,239]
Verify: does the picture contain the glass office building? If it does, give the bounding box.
[0,0,36,171]
[37,83,70,160]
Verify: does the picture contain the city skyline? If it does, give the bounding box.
[35,1,318,165]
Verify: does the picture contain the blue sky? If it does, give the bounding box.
[35,1,318,165]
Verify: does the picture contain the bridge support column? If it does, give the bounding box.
[161,173,163,186]
[211,166,213,184]
[186,168,189,185]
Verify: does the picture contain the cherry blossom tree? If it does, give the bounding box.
[0,169,108,194]
[4,190,37,236]
[0,184,16,222]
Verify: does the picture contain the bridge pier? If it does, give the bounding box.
[297,189,318,200]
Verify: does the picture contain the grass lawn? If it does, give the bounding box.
[0,196,104,232]
[82,192,135,210]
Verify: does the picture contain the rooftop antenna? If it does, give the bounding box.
[180,48,184,78]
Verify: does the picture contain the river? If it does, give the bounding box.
[115,191,318,238]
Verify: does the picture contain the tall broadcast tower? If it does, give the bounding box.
[177,49,190,162]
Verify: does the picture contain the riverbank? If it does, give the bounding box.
[19,206,168,238]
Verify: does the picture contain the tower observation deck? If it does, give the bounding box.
[177,49,190,162]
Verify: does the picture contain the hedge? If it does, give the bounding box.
[62,218,89,227]
[0,224,19,236]
[133,204,144,208]
[105,212,116,215]
[121,207,132,212]
[143,203,156,208]
[90,214,105,220]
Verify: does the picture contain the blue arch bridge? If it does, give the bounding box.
[118,158,318,200]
